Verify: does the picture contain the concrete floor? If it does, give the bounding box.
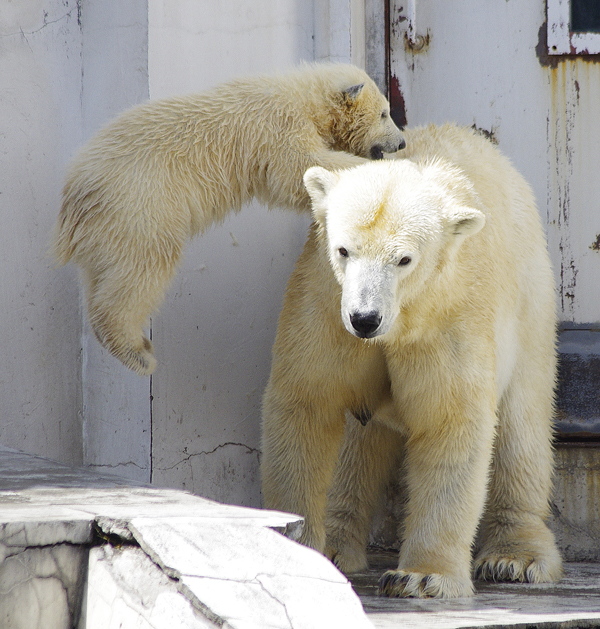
[351,549,600,628]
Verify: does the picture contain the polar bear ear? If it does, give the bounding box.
[446,206,486,239]
[342,83,365,104]
[303,167,340,223]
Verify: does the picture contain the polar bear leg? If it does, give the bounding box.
[325,416,404,574]
[474,366,563,583]
[379,347,497,598]
[82,232,183,376]
[261,387,347,552]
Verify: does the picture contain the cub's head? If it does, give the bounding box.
[304,160,485,340]
[331,76,405,159]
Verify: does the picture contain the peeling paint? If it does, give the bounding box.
[549,61,582,318]
[471,124,499,145]
[404,29,430,53]
[537,20,600,67]
[591,235,600,251]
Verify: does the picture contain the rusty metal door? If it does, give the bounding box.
[387,0,600,438]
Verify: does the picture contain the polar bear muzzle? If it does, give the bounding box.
[349,310,382,338]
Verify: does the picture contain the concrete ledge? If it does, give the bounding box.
[0,446,370,629]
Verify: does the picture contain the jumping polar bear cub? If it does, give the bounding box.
[261,124,562,599]
[54,63,404,376]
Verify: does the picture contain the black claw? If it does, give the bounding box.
[378,570,403,594]
[396,573,410,586]
[378,571,394,591]
[378,570,411,597]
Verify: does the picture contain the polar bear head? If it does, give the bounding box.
[331,81,406,159]
[304,160,485,340]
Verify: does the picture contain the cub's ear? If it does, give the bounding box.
[342,83,365,104]
[446,206,485,238]
[303,167,339,223]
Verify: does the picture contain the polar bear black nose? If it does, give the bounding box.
[350,311,382,338]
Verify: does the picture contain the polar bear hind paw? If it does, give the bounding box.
[378,569,474,599]
[99,333,157,376]
[473,552,562,584]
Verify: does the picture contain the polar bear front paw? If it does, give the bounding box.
[325,543,368,574]
[378,569,474,599]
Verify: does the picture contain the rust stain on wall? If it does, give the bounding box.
[537,20,600,67]
[389,74,407,129]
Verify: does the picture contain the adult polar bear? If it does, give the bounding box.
[54,63,404,375]
[261,124,562,598]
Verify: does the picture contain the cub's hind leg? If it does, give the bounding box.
[81,225,185,376]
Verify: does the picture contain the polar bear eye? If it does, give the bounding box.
[381,111,388,119]
[398,256,412,266]
[338,247,349,258]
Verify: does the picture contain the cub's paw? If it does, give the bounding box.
[378,569,474,599]
[119,336,157,376]
[473,549,563,584]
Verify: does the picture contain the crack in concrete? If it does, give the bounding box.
[255,574,294,627]
[87,460,147,471]
[155,442,260,472]
[1,8,76,39]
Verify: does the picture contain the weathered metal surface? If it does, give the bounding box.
[548,0,600,55]
[557,329,600,438]
[388,0,600,438]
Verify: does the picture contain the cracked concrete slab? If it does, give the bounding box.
[84,545,219,629]
[0,544,87,629]
[0,445,372,628]
[124,517,371,629]
[3,445,599,629]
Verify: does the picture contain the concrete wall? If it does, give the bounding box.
[147,0,316,505]
[1,0,375,505]
[0,0,83,464]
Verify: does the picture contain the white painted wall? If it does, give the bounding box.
[147,1,315,505]
[79,0,152,482]
[388,0,600,326]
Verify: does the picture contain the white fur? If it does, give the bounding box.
[54,63,404,375]
[261,123,562,599]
